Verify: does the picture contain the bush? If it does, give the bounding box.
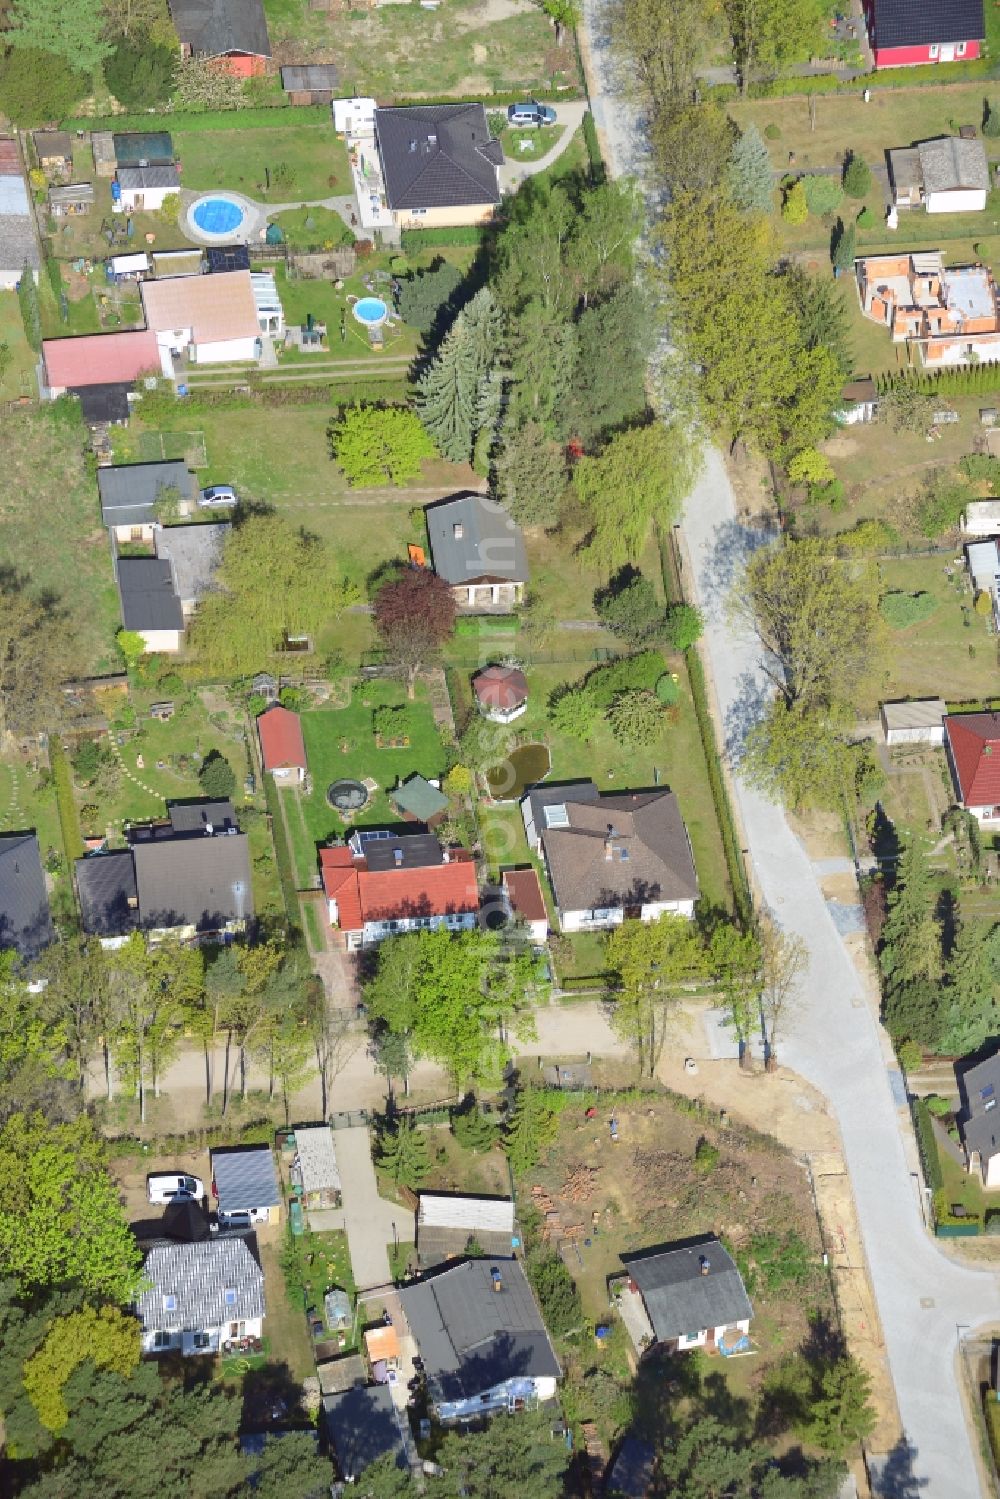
[582,109,605,183]
[960,452,1000,483]
[843,151,872,198]
[585,649,664,709]
[833,518,899,553]
[803,174,843,215]
[897,1038,923,1074]
[655,672,680,706]
[856,205,874,228]
[695,1137,720,1173]
[916,474,972,537]
[925,1094,952,1118]
[985,102,1000,138]
[764,122,781,139]
[879,591,937,628]
[976,589,994,615]
[72,739,101,783]
[595,572,663,645]
[373,703,411,740]
[607,688,664,747]
[663,602,703,651]
[199,749,236,799]
[912,1097,944,1192]
[525,1248,584,1338]
[781,179,808,224]
[0,48,86,126]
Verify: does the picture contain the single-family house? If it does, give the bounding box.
[115,164,180,213]
[373,103,503,231]
[289,1124,342,1210]
[75,848,139,948]
[136,1236,265,1356]
[522,782,699,932]
[856,250,1000,367]
[257,704,307,784]
[281,64,340,105]
[888,136,989,213]
[959,1050,1000,1186]
[33,131,72,175]
[426,493,528,611]
[154,522,227,614]
[320,829,479,950]
[389,773,449,828]
[864,0,983,66]
[399,1257,560,1422]
[49,183,95,217]
[41,329,159,397]
[616,1236,752,1356]
[0,145,39,290]
[113,132,175,169]
[141,271,262,376]
[322,1385,409,1481]
[416,1194,516,1268]
[168,0,271,76]
[211,1145,282,1226]
[0,833,53,961]
[473,664,529,723]
[880,698,947,746]
[501,867,548,943]
[963,499,1000,535]
[116,557,185,653]
[98,460,198,542]
[944,711,1000,823]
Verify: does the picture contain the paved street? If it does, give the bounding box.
[577,0,1000,1492]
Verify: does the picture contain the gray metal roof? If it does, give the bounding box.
[131,832,253,932]
[75,849,139,938]
[322,1385,408,1481]
[622,1238,752,1342]
[154,522,227,608]
[117,164,181,191]
[426,493,528,586]
[168,0,271,57]
[961,1051,1000,1163]
[293,1125,341,1196]
[136,1237,264,1331]
[98,461,196,527]
[918,136,989,195]
[167,799,237,835]
[49,184,95,206]
[399,1258,560,1403]
[211,1146,280,1213]
[375,104,501,211]
[117,558,184,632]
[280,65,339,91]
[34,131,72,159]
[0,833,53,960]
[880,698,946,731]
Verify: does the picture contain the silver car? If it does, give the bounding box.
[147,1172,205,1204]
[199,485,237,509]
[507,100,557,128]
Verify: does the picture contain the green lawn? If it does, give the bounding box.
[287,684,448,881]
[500,123,561,162]
[176,123,351,203]
[878,555,1000,706]
[0,290,37,401]
[263,0,578,99]
[262,261,422,366]
[820,392,983,510]
[269,205,354,250]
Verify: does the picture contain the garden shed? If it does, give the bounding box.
[880,698,947,746]
[281,64,340,104]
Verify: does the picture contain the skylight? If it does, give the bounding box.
[224,1288,237,1306]
[544,803,569,829]
[163,1293,177,1311]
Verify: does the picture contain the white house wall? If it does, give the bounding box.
[640,898,696,922]
[559,906,625,933]
[194,336,258,365]
[926,188,987,214]
[139,628,182,653]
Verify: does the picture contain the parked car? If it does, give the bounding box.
[507,100,556,128]
[148,1172,205,1204]
[199,485,237,508]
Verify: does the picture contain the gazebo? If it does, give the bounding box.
[473,664,528,724]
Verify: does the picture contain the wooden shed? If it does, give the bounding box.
[34,130,72,175]
[92,131,116,178]
[49,183,95,217]
[280,64,339,104]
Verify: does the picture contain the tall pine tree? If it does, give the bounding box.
[418,288,502,463]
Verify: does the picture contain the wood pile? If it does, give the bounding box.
[562,1165,597,1203]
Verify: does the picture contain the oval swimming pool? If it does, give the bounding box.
[191,196,246,236]
[353,296,389,327]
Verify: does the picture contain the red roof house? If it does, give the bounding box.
[257,705,307,784]
[320,832,479,950]
[864,0,984,68]
[501,867,548,943]
[473,665,528,723]
[944,712,1000,820]
[42,330,160,394]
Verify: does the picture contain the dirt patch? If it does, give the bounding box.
[111,1146,211,1229]
[822,434,859,458]
[471,41,488,62]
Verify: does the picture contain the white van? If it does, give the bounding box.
[147,1172,205,1205]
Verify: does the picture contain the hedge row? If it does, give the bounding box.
[878,364,1000,397]
[262,768,301,934]
[49,739,83,862]
[168,377,412,413]
[911,1097,945,1193]
[400,226,486,251]
[582,109,605,183]
[385,87,585,109]
[708,54,998,102]
[104,1118,274,1159]
[63,104,329,132]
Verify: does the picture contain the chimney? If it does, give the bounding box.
[604,822,617,861]
[393,847,403,867]
[699,1255,710,1276]
[453,521,464,539]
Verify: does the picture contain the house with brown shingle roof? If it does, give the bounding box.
[521,781,698,932]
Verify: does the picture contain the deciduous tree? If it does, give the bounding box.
[758,913,807,1066]
[23,1304,140,1431]
[7,0,109,73]
[372,567,456,693]
[329,404,435,488]
[607,688,664,747]
[605,915,708,1076]
[574,423,698,567]
[0,568,67,742]
[564,284,653,444]
[725,0,825,92]
[615,0,714,112]
[596,572,663,646]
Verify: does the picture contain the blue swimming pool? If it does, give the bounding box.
[353,296,389,326]
[192,196,246,235]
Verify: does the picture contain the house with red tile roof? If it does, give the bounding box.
[257,705,307,785]
[320,829,479,950]
[501,867,548,944]
[944,712,1000,823]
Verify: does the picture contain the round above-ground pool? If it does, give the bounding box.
[189,193,248,239]
[353,296,389,328]
[327,779,370,813]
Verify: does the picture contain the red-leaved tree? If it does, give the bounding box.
[373,568,457,695]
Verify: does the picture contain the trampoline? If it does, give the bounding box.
[327,779,370,813]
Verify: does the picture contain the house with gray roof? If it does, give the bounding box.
[167,798,237,835]
[75,848,139,947]
[959,1050,1000,1187]
[398,1257,560,1422]
[0,161,39,290]
[116,557,185,652]
[616,1236,752,1356]
[98,461,198,541]
[522,781,699,933]
[136,1235,265,1356]
[323,1385,409,1481]
[373,103,503,231]
[168,0,271,68]
[0,833,53,961]
[154,522,227,612]
[211,1145,282,1226]
[116,163,180,212]
[888,135,990,213]
[426,493,528,612]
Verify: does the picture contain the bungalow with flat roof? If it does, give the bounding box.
[615,1236,752,1356]
[320,829,479,950]
[141,271,262,376]
[522,781,699,932]
[426,493,528,611]
[963,499,1000,536]
[136,1236,265,1356]
[98,460,198,542]
[211,1145,282,1226]
[399,1257,560,1422]
[117,558,184,653]
[373,103,503,231]
[41,329,159,396]
[0,833,53,961]
[116,164,180,213]
[168,0,271,76]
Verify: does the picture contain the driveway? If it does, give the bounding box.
[577,0,1000,1492]
[499,100,589,192]
[334,1125,407,1291]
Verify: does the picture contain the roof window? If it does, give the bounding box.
[224,1288,237,1306]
